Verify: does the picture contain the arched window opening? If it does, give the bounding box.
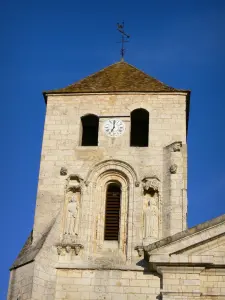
[130,109,149,147]
[104,183,121,241]
[81,114,99,146]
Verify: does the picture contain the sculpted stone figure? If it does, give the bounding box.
[143,178,159,193]
[170,164,178,174]
[65,195,79,236]
[144,197,159,240]
[60,167,68,176]
[172,142,182,152]
[66,175,83,192]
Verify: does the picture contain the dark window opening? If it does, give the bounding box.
[130,109,149,147]
[81,114,99,146]
[104,183,121,241]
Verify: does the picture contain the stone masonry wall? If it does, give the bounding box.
[33,93,187,248]
[159,267,225,300]
[200,269,225,298]
[8,92,188,300]
[7,262,34,300]
[55,269,160,300]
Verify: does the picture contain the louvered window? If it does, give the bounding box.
[104,183,121,241]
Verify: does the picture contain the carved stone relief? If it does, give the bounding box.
[142,177,160,193]
[135,181,140,187]
[142,177,160,245]
[64,195,79,236]
[63,174,83,242]
[60,167,68,176]
[135,246,144,257]
[66,174,83,192]
[170,164,178,174]
[56,243,84,256]
[143,197,159,241]
[169,141,182,152]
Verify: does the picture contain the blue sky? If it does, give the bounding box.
[1,0,225,298]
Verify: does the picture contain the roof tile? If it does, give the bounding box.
[45,61,184,94]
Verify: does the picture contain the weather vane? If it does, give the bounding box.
[117,22,130,61]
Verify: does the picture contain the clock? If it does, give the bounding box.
[103,119,125,137]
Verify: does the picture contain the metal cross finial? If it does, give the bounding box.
[117,22,130,61]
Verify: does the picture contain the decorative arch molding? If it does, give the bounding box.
[93,172,129,255]
[83,160,139,262]
[85,159,140,187]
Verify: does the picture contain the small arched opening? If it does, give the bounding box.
[130,108,149,147]
[81,114,99,146]
[104,182,121,241]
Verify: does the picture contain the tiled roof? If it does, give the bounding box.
[44,61,186,94]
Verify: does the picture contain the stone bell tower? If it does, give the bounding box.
[8,61,190,300]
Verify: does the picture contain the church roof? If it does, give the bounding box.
[143,214,225,254]
[44,61,189,94]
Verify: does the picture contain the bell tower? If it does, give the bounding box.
[8,61,190,300]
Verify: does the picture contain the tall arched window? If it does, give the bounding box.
[130,109,149,147]
[104,183,121,241]
[81,114,99,146]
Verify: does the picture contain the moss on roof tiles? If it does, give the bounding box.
[44,61,185,94]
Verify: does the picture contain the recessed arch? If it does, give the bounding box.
[130,108,149,147]
[92,171,130,255]
[104,181,121,241]
[85,161,138,260]
[81,114,99,146]
[85,159,139,187]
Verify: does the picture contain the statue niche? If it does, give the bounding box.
[63,175,82,241]
[142,178,160,245]
[64,193,79,236]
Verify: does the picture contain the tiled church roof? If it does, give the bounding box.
[44,61,188,94]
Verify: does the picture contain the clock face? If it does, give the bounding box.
[103,119,125,137]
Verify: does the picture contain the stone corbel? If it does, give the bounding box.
[169,164,178,174]
[135,246,144,257]
[84,180,90,187]
[56,245,65,256]
[169,141,182,152]
[66,174,84,192]
[60,167,68,176]
[65,245,72,253]
[56,243,84,256]
[142,177,160,194]
[74,244,84,255]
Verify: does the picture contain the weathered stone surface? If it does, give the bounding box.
[7,62,225,300]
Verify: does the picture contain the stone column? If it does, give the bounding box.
[163,142,187,237]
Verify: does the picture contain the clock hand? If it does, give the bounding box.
[111,120,116,132]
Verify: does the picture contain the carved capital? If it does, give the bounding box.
[74,244,84,255]
[56,243,84,256]
[170,164,178,174]
[135,181,140,187]
[60,167,68,176]
[135,246,144,257]
[170,141,182,152]
[56,245,65,256]
[142,177,160,193]
[65,245,72,253]
[66,174,83,192]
